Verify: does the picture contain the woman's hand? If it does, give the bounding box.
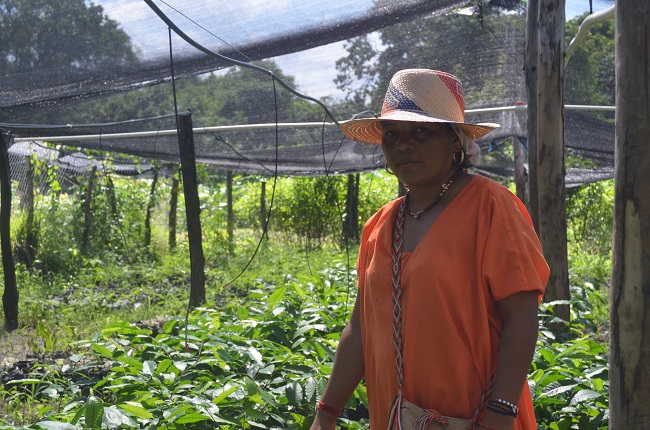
[478,410,515,430]
[307,296,364,430]
[309,410,338,430]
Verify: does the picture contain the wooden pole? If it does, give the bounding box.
[525,0,540,230]
[513,136,527,204]
[169,168,179,251]
[81,165,97,256]
[144,168,158,248]
[177,113,206,307]
[226,170,234,250]
[537,0,570,324]
[21,155,36,267]
[1,132,19,331]
[260,179,267,231]
[609,0,650,427]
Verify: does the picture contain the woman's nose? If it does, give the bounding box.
[395,133,414,150]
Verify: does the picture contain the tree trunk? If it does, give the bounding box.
[1,133,19,331]
[513,136,527,204]
[169,168,179,251]
[343,173,360,243]
[144,168,158,248]
[106,175,129,253]
[525,0,540,232]
[177,113,206,308]
[609,0,650,427]
[537,0,570,325]
[81,165,97,256]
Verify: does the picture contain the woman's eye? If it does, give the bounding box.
[383,129,398,138]
[415,126,428,134]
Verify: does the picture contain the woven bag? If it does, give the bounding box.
[398,398,473,430]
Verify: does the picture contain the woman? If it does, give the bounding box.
[310,69,549,430]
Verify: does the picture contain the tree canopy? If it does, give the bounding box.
[0,0,138,74]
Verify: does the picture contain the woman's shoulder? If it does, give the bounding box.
[466,174,532,223]
[364,197,401,228]
[468,174,508,192]
[467,174,522,202]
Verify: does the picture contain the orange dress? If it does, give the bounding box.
[356,175,549,429]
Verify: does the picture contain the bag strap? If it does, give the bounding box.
[389,196,494,429]
[391,196,407,396]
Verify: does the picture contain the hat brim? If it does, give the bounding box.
[340,110,499,144]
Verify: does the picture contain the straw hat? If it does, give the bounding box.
[340,69,499,144]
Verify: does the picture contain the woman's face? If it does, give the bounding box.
[381,121,459,190]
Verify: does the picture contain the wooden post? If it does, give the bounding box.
[226,170,234,252]
[609,0,650,427]
[21,155,36,267]
[525,0,540,231]
[169,168,179,251]
[177,113,206,307]
[144,168,158,248]
[260,179,267,231]
[537,0,570,324]
[344,173,360,242]
[1,132,19,331]
[513,136,527,204]
[81,165,97,255]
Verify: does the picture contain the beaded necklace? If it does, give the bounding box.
[404,168,464,219]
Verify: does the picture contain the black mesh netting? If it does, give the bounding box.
[1,0,614,183]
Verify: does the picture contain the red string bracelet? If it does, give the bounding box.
[316,401,341,417]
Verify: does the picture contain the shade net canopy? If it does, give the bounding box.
[1,0,615,182]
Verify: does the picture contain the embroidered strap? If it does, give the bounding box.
[391,196,407,395]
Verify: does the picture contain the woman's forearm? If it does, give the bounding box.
[310,297,365,429]
[481,290,540,429]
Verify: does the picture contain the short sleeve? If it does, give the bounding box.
[481,187,549,301]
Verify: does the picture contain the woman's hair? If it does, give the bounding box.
[450,124,481,167]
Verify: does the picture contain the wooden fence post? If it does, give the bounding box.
[609,0,650,427]
[226,170,234,251]
[537,0,570,325]
[525,0,540,231]
[169,168,179,251]
[513,136,527,204]
[177,113,206,307]
[1,132,19,331]
[81,165,97,255]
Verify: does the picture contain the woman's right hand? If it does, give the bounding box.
[309,410,338,430]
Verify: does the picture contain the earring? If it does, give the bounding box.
[385,162,395,175]
[453,149,465,166]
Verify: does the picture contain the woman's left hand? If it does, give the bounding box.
[478,410,515,430]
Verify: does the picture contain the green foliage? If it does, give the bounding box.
[1,256,362,429]
[566,180,614,260]
[565,14,615,107]
[533,274,610,430]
